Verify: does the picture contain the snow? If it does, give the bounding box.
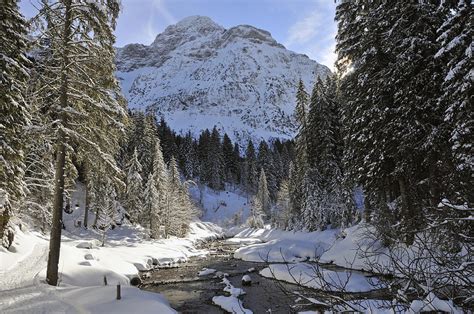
[408,292,462,313]
[259,263,378,292]
[241,274,251,283]
[198,267,216,276]
[212,277,251,314]
[190,184,251,227]
[230,224,392,272]
[1,192,223,314]
[231,226,339,263]
[212,295,252,314]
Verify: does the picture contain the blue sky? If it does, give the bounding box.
[20,0,337,69]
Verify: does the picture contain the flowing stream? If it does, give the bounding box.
[139,239,389,313]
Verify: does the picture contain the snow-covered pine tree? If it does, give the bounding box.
[209,127,225,190]
[138,114,158,176]
[222,133,237,184]
[273,179,291,229]
[287,162,300,230]
[257,140,277,200]
[197,129,211,184]
[436,0,473,203]
[166,156,192,237]
[380,1,444,243]
[245,140,258,193]
[21,135,55,232]
[336,1,402,242]
[295,79,309,173]
[180,131,198,179]
[256,169,271,219]
[232,142,241,184]
[142,173,159,231]
[96,179,120,247]
[33,0,125,285]
[148,139,168,238]
[303,77,351,231]
[125,148,143,224]
[0,0,31,244]
[290,79,310,228]
[247,196,265,229]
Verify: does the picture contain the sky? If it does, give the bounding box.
[19,0,337,70]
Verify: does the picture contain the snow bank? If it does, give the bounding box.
[231,224,392,272]
[58,285,176,314]
[232,227,339,263]
[259,263,378,292]
[0,219,223,313]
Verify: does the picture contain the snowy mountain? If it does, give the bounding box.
[116,16,331,144]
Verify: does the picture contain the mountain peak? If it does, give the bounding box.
[174,15,222,31]
[151,15,224,48]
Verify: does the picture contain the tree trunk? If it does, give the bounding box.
[46,0,72,286]
[83,178,89,228]
[46,139,66,286]
[398,177,414,245]
[93,206,99,228]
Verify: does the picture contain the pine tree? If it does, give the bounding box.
[21,135,55,232]
[166,156,193,237]
[245,140,258,193]
[143,173,159,231]
[138,114,158,177]
[209,127,224,190]
[257,140,277,200]
[247,196,265,229]
[197,129,212,184]
[232,142,241,183]
[96,179,120,247]
[0,0,31,245]
[222,133,237,183]
[273,179,291,229]
[256,169,271,219]
[125,148,143,224]
[436,0,473,202]
[295,79,309,174]
[33,0,124,285]
[295,79,309,136]
[148,139,168,238]
[180,132,198,179]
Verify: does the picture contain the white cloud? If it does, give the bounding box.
[145,0,177,43]
[285,1,337,72]
[285,9,322,46]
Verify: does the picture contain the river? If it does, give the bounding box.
[140,239,389,313]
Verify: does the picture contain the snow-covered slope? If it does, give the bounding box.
[116,16,331,144]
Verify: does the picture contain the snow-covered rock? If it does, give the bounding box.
[116,15,330,144]
[241,274,252,286]
[212,277,250,313]
[198,267,216,276]
[76,241,94,249]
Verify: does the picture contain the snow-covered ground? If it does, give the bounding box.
[1,183,465,313]
[190,184,251,227]
[0,183,224,314]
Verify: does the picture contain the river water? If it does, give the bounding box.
[140,239,389,313]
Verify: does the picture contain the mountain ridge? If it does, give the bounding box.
[116,15,331,144]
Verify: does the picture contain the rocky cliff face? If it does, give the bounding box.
[116,15,330,144]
